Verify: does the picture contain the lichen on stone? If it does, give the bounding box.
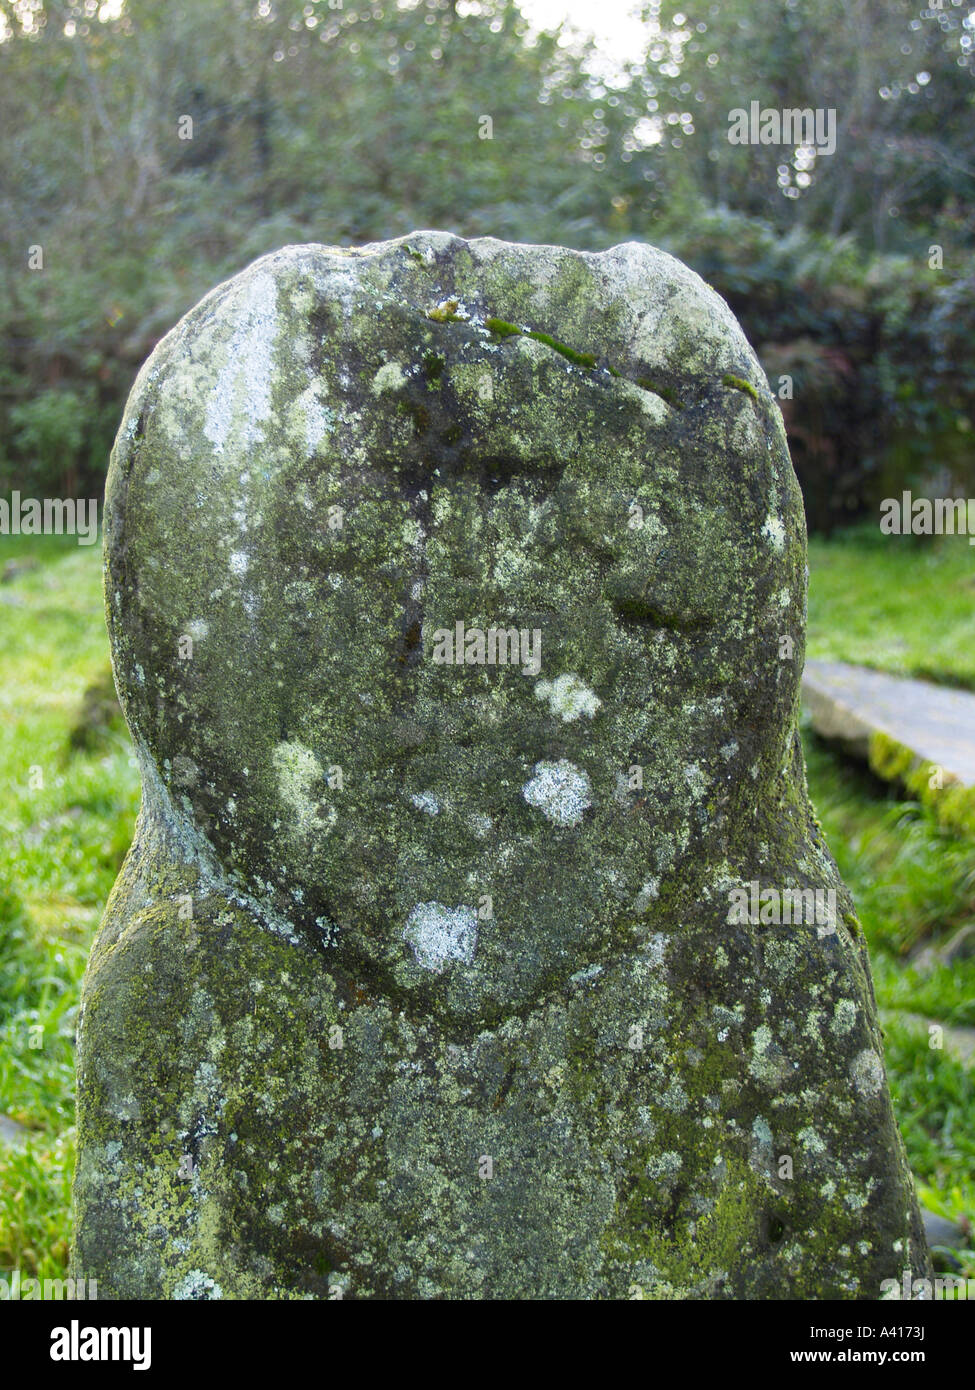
[402,901,478,972]
[522,759,593,827]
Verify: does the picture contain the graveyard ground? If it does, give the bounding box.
[1,532,972,1285]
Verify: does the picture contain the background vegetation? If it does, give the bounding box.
[1,0,974,526]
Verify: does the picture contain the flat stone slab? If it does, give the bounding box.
[0,1115,28,1147]
[802,659,975,787]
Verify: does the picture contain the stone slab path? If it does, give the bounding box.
[0,1114,27,1147]
[802,659,975,787]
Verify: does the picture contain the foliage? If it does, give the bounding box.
[0,1,972,518]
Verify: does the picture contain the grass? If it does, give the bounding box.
[0,529,972,1288]
[807,523,975,688]
[0,536,140,1282]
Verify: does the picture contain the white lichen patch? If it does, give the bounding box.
[371,360,407,395]
[803,1009,825,1043]
[291,382,335,454]
[173,1269,223,1300]
[468,812,492,838]
[797,1126,826,1155]
[534,673,601,721]
[843,1188,871,1211]
[272,740,336,837]
[657,1079,688,1112]
[684,762,706,799]
[204,270,279,455]
[403,902,477,972]
[747,1023,784,1085]
[751,1118,773,1148]
[229,550,249,576]
[522,760,592,827]
[645,1150,682,1182]
[831,999,857,1036]
[761,513,786,552]
[569,963,603,985]
[633,878,660,913]
[850,1047,885,1098]
[410,791,440,815]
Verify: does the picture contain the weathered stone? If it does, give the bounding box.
[73,233,930,1299]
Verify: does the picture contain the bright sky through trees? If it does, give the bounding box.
[519,0,653,71]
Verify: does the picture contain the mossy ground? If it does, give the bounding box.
[0,531,971,1288]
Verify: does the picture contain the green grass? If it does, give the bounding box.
[807,524,975,688]
[0,529,972,1287]
[0,536,140,1281]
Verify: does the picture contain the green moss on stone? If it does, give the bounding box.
[868,730,975,837]
[722,373,760,402]
[426,298,464,323]
[485,317,597,368]
[422,351,446,385]
[484,316,522,339]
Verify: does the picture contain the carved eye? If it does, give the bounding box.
[608,587,712,636]
[611,595,702,633]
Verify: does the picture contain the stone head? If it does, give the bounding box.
[106,233,805,1023]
